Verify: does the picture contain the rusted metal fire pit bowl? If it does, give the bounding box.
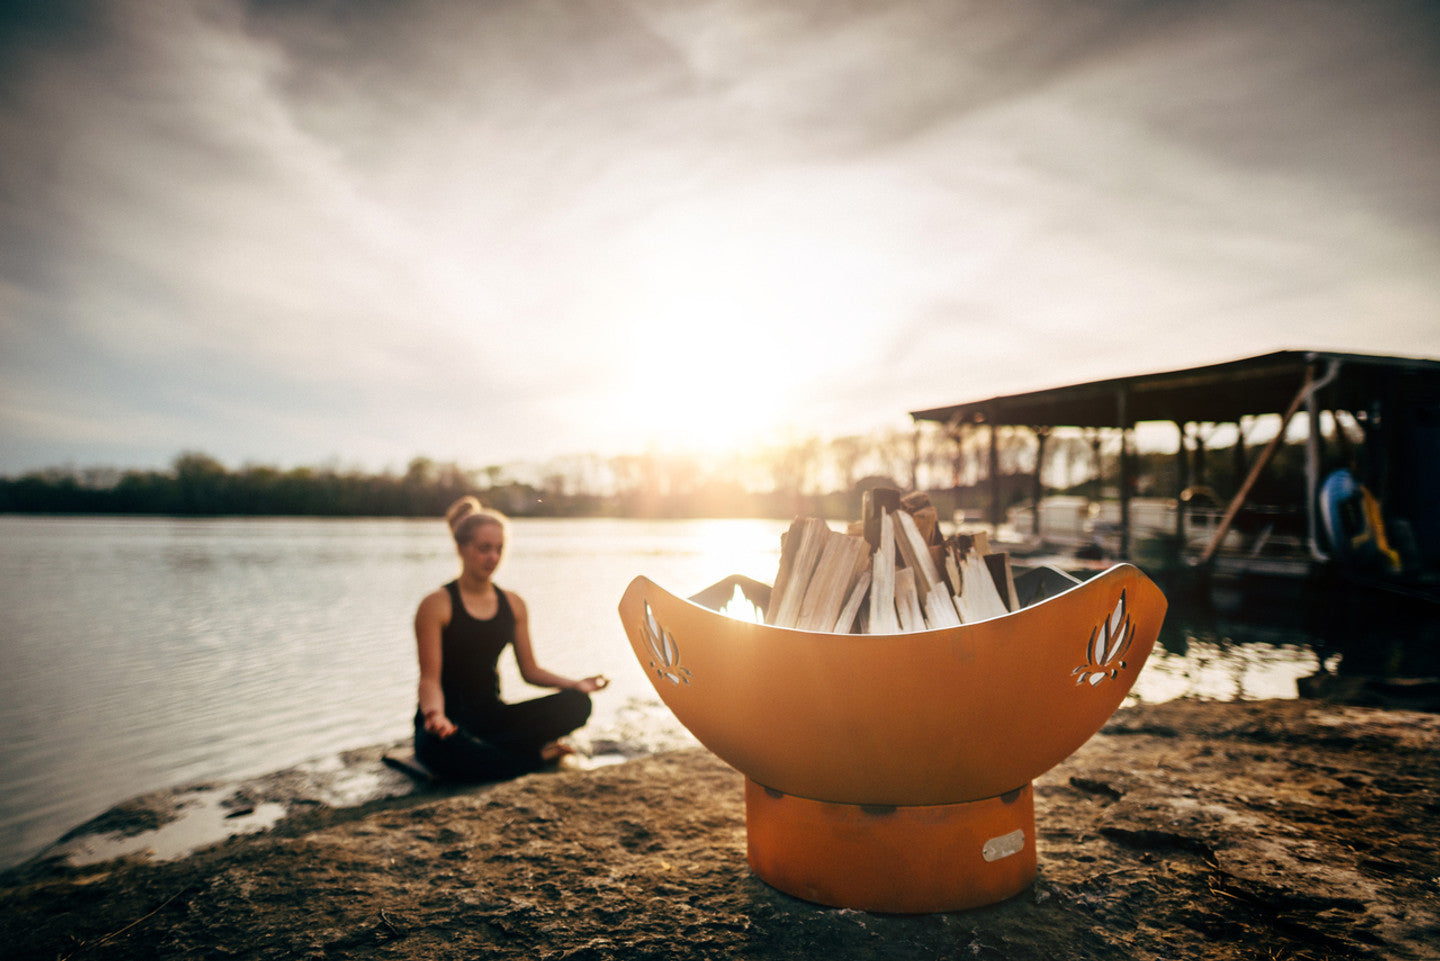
[618,563,1166,913]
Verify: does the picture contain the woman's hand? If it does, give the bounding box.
[573,675,610,693]
[423,708,458,738]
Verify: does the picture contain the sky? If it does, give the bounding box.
[2,0,1438,477]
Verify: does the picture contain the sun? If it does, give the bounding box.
[598,204,884,458]
[610,324,796,458]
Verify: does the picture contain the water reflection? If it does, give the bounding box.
[0,515,1433,873]
[1138,569,1440,706]
[1138,614,1321,704]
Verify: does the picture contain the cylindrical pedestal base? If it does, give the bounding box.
[744,780,1036,914]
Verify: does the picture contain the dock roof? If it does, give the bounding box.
[910,350,1440,430]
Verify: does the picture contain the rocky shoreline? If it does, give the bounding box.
[3,698,1438,960]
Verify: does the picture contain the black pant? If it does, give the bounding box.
[413,689,591,782]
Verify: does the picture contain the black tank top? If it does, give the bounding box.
[440,580,514,726]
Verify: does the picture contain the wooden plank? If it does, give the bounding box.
[924,581,961,628]
[983,552,1019,612]
[944,546,964,608]
[894,567,925,632]
[868,511,900,633]
[833,569,871,634]
[797,532,869,631]
[893,509,943,598]
[899,490,932,512]
[766,518,806,624]
[953,550,978,623]
[960,552,1010,621]
[901,491,940,544]
[863,487,902,550]
[769,518,831,628]
[913,506,940,544]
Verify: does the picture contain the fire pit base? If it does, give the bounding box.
[744,779,1036,914]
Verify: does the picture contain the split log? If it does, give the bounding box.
[983,552,1019,612]
[767,518,807,624]
[957,550,1009,622]
[862,487,902,551]
[868,511,901,633]
[796,531,869,632]
[894,509,943,598]
[767,517,831,628]
[924,581,961,628]
[764,491,1025,636]
[834,569,872,634]
[944,548,964,612]
[900,491,940,545]
[894,567,925,632]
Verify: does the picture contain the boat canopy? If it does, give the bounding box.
[910,350,1440,431]
[909,350,1440,573]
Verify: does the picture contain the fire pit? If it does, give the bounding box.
[618,562,1166,913]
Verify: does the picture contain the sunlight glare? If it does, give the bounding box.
[605,202,887,458]
[691,518,783,583]
[613,314,792,457]
[719,583,765,623]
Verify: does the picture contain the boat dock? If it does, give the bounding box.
[910,350,1440,608]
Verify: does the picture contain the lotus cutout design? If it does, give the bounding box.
[1073,589,1133,686]
[641,601,691,686]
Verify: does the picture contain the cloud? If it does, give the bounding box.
[1,0,1438,473]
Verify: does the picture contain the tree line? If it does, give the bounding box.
[0,420,1316,523]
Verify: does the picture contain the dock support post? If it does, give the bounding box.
[988,418,1002,530]
[1200,365,1316,566]
[1174,421,1190,548]
[1031,427,1049,539]
[1116,387,1132,560]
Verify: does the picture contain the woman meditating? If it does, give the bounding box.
[413,497,608,781]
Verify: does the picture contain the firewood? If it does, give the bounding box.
[893,509,942,598]
[767,518,807,624]
[796,531,869,632]
[899,490,932,512]
[894,567,925,632]
[913,506,941,544]
[984,552,1019,612]
[768,517,830,628]
[762,490,1020,636]
[944,548,964,616]
[834,569,871,634]
[862,487,902,551]
[868,511,901,633]
[957,551,1009,622]
[924,581,962,628]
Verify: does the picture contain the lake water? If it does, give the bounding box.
[0,515,1329,870]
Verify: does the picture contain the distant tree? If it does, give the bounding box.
[173,451,228,514]
[481,465,507,490]
[829,435,869,493]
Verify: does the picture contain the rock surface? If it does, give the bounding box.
[3,698,1438,960]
